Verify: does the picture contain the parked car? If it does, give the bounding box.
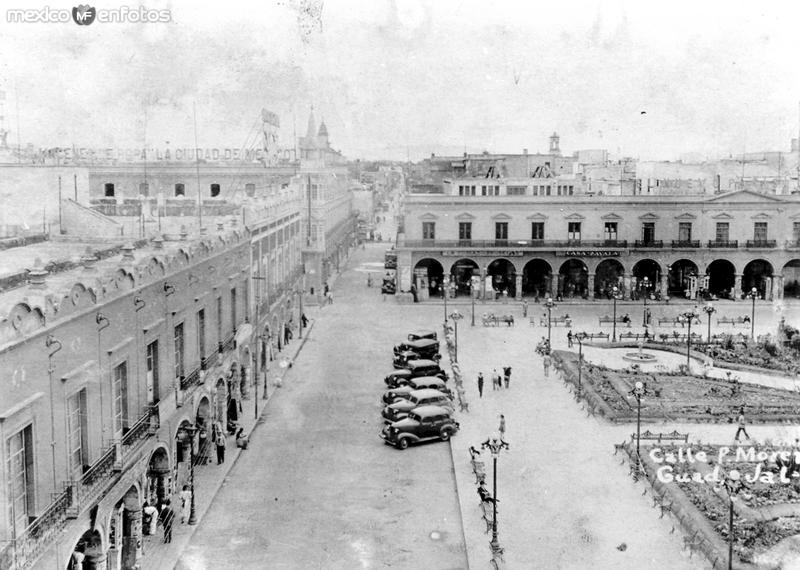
[406,359,447,381]
[382,389,455,423]
[407,329,438,342]
[407,376,452,398]
[384,369,413,388]
[382,384,416,404]
[380,405,460,449]
[393,338,440,359]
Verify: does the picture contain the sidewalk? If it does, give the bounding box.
[138,313,319,570]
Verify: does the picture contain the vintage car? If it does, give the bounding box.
[383,369,413,388]
[382,377,452,404]
[382,389,455,423]
[392,346,441,368]
[406,359,447,381]
[382,384,416,404]
[380,405,460,449]
[407,329,438,342]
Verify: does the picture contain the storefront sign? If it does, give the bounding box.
[560,250,621,257]
[441,250,523,257]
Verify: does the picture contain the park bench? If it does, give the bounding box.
[717,315,750,326]
[539,315,572,327]
[619,332,651,342]
[598,315,631,327]
[631,429,689,445]
[657,332,702,344]
[469,447,486,482]
[658,315,701,327]
[489,545,506,569]
[480,501,496,533]
[710,332,749,344]
[482,314,515,327]
[582,331,610,342]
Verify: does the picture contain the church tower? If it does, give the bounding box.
[549,132,561,155]
[317,118,329,148]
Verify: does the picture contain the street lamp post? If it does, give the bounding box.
[749,286,758,340]
[679,309,699,370]
[471,281,476,327]
[611,286,622,342]
[630,381,646,459]
[481,434,510,554]
[442,275,449,327]
[575,332,588,398]
[641,276,651,330]
[183,424,198,525]
[703,303,716,344]
[722,469,746,570]
[450,310,463,362]
[544,296,556,345]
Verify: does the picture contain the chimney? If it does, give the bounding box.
[152,235,164,249]
[180,225,189,240]
[121,242,135,261]
[80,248,98,272]
[28,257,48,289]
[217,222,225,233]
[199,226,208,236]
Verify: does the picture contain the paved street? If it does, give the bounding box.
[176,244,468,570]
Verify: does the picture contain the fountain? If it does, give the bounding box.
[622,340,658,363]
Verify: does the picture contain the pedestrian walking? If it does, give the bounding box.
[143,501,159,536]
[71,547,85,570]
[477,372,484,398]
[522,299,528,318]
[215,427,226,464]
[301,313,308,328]
[503,366,512,389]
[326,290,334,305]
[543,354,552,377]
[567,330,574,348]
[179,485,192,523]
[498,414,506,438]
[734,407,750,442]
[492,369,501,390]
[159,500,175,543]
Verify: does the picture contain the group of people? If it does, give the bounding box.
[476,367,512,397]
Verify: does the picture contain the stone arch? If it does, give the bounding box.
[7,302,45,334]
[631,259,662,294]
[558,259,588,299]
[146,445,171,507]
[214,378,227,425]
[413,258,444,298]
[486,258,517,297]
[521,258,552,297]
[115,268,135,291]
[706,259,737,299]
[70,529,106,570]
[593,258,625,298]
[782,259,800,298]
[743,259,774,299]
[104,484,142,570]
[448,258,479,297]
[666,259,699,297]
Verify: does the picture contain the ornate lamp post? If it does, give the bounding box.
[630,381,646,459]
[575,332,588,398]
[179,424,198,525]
[442,275,450,327]
[449,310,463,362]
[611,286,622,342]
[679,309,699,370]
[748,286,758,340]
[641,276,651,330]
[481,433,510,555]
[703,302,716,343]
[721,469,746,570]
[471,280,476,327]
[544,296,556,345]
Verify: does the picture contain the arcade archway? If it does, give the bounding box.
[487,259,517,297]
[449,258,479,297]
[146,447,170,508]
[195,397,211,466]
[522,259,552,297]
[413,258,444,297]
[107,486,142,570]
[667,259,699,297]
[707,259,736,299]
[743,259,773,299]
[558,259,588,299]
[594,259,625,298]
[68,529,104,570]
[783,260,800,298]
[631,259,661,297]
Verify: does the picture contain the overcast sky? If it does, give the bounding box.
[1,0,799,161]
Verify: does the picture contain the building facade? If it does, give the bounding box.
[0,227,251,570]
[398,189,800,302]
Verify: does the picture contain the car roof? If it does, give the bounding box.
[386,369,412,376]
[409,388,448,398]
[407,359,438,368]
[406,338,438,348]
[408,329,435,337]
[410,376,445,386]
[412,405,450,417]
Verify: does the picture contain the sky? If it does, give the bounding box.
[0,0,799,161]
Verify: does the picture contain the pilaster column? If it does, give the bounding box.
[588,273,596,300]
[660,273,668,299]
[480,268,487,300]
[622,274,631,298]
[734,274,743,301]
[85,547,107,570]
[122,503,143,570]
[775,275,784,300]
[514,274,522,300]
[766,276,774,301]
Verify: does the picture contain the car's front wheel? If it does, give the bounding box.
[397,438,409,450]
[440,429,451,442]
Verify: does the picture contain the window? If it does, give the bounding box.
[197,309,206,363]
[507,186,526,196]
[174,183,185,197]
[495,222,508,240]
[6,425,34,533]
[531,222,544,240]
[67,389,88,478]
[231,288,237,333]
[604,222,618,242]
[642,222,655,243]
[138,182,149,197]
[174,323,185,379]
[210,183,221,197]
[481,185,499,196]
[545,186,552,196]
[146,340,160,404]
[754,222,768,242]
[678,222,692,242]
[245,183,256,197]
[112,361,129,436]
[568,222,581,241]
[794,222,800,242]
[104,183,115,197]
[422,222,436,240]
[216,297,223,347]
[568,185,574,196]
[715,222,730,242]
[458,222,472,241]
[310,184,318,201]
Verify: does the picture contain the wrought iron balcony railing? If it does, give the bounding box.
[633,240,663,248]
[745,239,777,248]
[201,352,218,370]
[221,333,236,353]
[4,487,72,570]
[68,446,116,514]
[120,406,160,451]
[180,366,202,391]
[401,239,628,249]
[670,240,701,248]
[707,240,738,248]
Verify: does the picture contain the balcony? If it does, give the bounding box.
[220,333,236,354]
[707,240,739,248]
[670,240,701,248]
[401,239,628,249]
[4,487,72,570]
[745,239,777,249]
[68,446,117,515]
[786,240,800,249]
[633,240,663,248]
[120,405,160,452]
[180,366,202,391]
[201,352,218,371]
